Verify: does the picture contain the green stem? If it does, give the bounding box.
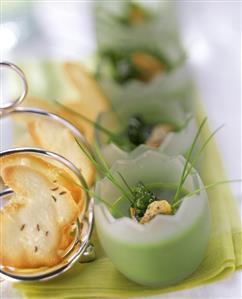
[172,179,241,209]
[179,124,224,196]
[93,142,110,173]
[111,182,189,212]
[173,117,207,204]
[106,174,134,204]
[75,138,134,203]
[75,138,108,176]
[178,114,193,131]
[117,171,135,196]
[94,193,125,218]
[145,182,187,195]
[71,180,125,217]
[55,100,118,141]
[93,142,130,200]
[111,194,127,210]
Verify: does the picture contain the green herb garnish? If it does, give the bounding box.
[126,115,153,146]
[56,101,176,152]
[75,115,241,223]
[130,181,158,220]
[75,138,175,220]
[55,101,133,150]
[96,50,168,84]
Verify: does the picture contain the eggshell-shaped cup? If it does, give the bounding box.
[100,66,195,112]
[94,94,197,167]
[94,151,210,287]
[95,2,184,70]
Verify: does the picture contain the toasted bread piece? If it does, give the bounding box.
[0,153,84,209]
[0,165,79,268]
[64,62,108,109]
[19,96,86,137]
[20,96,60,114]
[20,61,110,144]
[14,132,36,148]
[63,62,110,142]
[27,119,95,186]
[0,178,4,191]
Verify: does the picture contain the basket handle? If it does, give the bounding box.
[0,62,28,113]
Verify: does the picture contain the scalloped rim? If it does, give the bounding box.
[95,112,196,159]
[95,151,207,234]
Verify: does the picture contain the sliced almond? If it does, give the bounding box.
[145,124,174,148]
[140,200,172,224]
[131,53,165,82]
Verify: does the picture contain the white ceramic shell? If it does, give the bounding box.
[100,66,195,112]
[95,86,197,166]
[94,151,211,286]
[95,1,184,68]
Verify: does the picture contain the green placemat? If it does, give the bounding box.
[13,94,241,298]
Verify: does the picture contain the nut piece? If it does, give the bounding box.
[145,124,174,148]
[140,200,172,224]
[131,53,165,82]
[130,7,145,25]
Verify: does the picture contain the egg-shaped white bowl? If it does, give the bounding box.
[94,151,211,287]
[95,1,184,69]
[99,66,195,113]
[94,93,197,167]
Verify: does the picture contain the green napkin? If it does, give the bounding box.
[14,99,241,298]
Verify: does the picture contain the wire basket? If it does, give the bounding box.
[0,62,95,282]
